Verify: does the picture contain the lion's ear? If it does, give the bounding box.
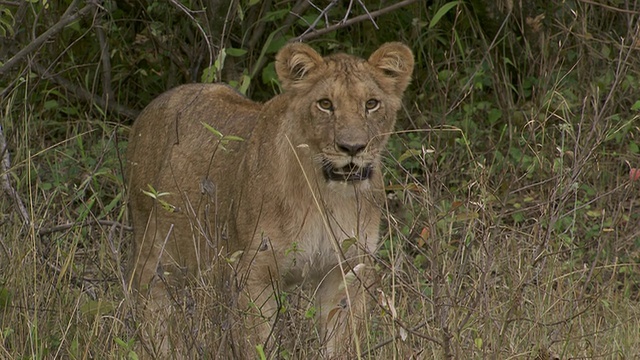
[276,43,325,91]
[368,42,414,93]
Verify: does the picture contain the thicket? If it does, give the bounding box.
[0,0,639,358]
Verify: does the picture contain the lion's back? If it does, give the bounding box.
[126,83,261,218]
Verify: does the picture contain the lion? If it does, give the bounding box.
[126,42,414,358]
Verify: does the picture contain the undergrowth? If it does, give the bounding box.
[1,0,639,359]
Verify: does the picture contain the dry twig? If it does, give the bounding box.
[248,0,312,79]
[294,0,419,42]
[0,0,99,77]
[32,62,140,119]
[0,123,30,226]
[38,219,132,236]
[95,9,114,105]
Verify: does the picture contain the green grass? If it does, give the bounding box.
[1,0,640,358]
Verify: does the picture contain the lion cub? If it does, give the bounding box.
[126,42,413,358]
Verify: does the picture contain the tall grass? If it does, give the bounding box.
[1,0,639,359]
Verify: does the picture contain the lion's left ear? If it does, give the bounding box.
[368,42,414,93]
[276,42,325,91]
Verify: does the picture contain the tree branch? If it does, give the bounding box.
[293,0,419,42]
[0,0,99,77]
[38,219,132,236]
[32,62,140,119]
[248,0,311,81]
[0,123,31,227]
[247,0,273,51]
[95,9,114,106]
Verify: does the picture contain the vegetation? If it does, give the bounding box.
[1,0,639,358]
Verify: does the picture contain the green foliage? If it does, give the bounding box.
[201,122,244,151]
[255,344,267,360]
[0,5,15,37]
[429,1,460,29]
[1,0,640,358]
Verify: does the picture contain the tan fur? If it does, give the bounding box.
[126,42,414,358]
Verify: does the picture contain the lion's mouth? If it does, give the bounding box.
[323,162,373,182]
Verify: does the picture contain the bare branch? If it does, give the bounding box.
[355,0,379,28]
[32,62,140,119]
[294,0,419,42]
[247,0,274,51]
[0,123,30,227]
[578,0,640,14]
[169,0,214,70]
[299,0,337,39]
[38,219,132,236]
[248,0,311,80]
[95,9,114,106]
[0,0,100,77]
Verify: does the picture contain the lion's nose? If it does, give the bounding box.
[337,142,366,156]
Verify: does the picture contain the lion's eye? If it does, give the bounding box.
[365,99,380,111]
[317,99,334,112]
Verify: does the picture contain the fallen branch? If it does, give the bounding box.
[33,62,140,119]
[293,0,419,42]
[38,219,132,236]
[0,0,99,77]
[0,123,31,227]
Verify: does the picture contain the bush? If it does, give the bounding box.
[1,0,639,358]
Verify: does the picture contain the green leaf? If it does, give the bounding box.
[202,48,226,83]
[238,73,251,95]
[201,122,223,138]
[159,199,176,212]
[631,100,640,111]
[80,300,114,317]
[262,61,278,86]
[225,48,247,57]
[142,184,170,199]
[487,108,502,124]
[227,250,244,264]
[429,1,459,29]
[201,65,216,83]
[304,306,316,319]
[114,338,128,348]
[44,100,59,110]
[265,36,287,54]
[437,69,453,82]
[255,344,267,360]
[0,287,11,310]
[397,148,421,163]
[263,8,289,22]
[222,135,245,142]
[102,192,122,216]
[341,237,357,253]
[252,25,287,79]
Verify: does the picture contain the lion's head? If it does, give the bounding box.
[275,42,414,184]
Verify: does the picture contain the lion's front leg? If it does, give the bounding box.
[235,250,283,357]
[315,261,373,358]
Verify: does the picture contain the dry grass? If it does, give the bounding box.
[1,0,640,359]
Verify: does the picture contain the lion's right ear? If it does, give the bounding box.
[276,43,325,91]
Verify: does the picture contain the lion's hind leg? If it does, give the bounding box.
[128,210,196,359]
